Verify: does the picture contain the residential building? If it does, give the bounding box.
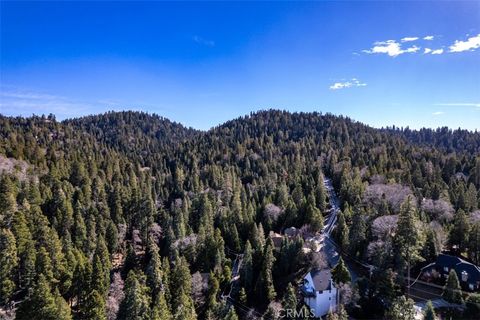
[301,269,338,318]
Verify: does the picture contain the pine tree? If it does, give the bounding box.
[443,269,464,304]
[334,211,349,252]
[348,209,366,258]
[53,288,73,320]
[241,240,253,291]
[388,295,415,320]
[468,222,480,265]
[224,306,239,320]
[394,197,423,275]
[449,209,471,252]
[151,292,172,320]
[106,220,119,254]
[255,239,276,302]
[16,274,72,320]
[238,287,248,305]
[332,257,350,284]
[118,270,152,320]
[423,300,436,320]
[84,289,107,320]
[375,268,399,305]
[171,256,196,319]
[0,228,18,303]
[146,239,163,299]
[305,202,324,232]
[0,175,17,228]
[282,283,297,314]
[206,272,220,312]
[173,291,197,320]
[315,181,327,212]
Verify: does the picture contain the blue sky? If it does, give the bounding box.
[1,1,479,130]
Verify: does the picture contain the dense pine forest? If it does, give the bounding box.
[1,110,480,320]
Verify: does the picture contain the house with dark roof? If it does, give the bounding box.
[301,269,338,317]
[423,254,480,291]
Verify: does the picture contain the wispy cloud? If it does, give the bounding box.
[401,37,419,42]
[424,35,434,41]
[329,78,367,90]
[193,35,215,47]
[432,111,444,116]
[434,103,480,108]
[449,33,480,52]
[363,40,419,57]
[423,47,444,55]
[0,87,97,118]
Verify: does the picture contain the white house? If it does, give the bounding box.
[301,269,338,318]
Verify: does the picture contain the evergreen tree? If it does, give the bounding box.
[468,222,480,265]
[151,292,172,320]
[173,291,197,320]
[241,240,253,292]
[332,257,350,284]
[206,272,220,312]
[282,283,297,314]
[348,209,366,258]
[16,274,72,320]
[0,175,17,228]
[450,209,471,252]
[224,306,239,320]
[388,295,415,320]
[0,228,18,303]
[423,300,436,320]
[443,269,464,304]
[146,239,163,299]
[84,289,107,320]
[119,270,152,320]
[394,197,423,276]
[334,211,349,252]
[255,239,276,303]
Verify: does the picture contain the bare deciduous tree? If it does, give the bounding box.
[421,199,454,222]
[107,272,125,320]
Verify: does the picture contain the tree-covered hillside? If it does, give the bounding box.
[0,110,479,320]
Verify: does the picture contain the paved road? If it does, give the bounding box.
[314,177,358,281]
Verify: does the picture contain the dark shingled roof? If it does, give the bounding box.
[436,254,462,269]
[435,254,480,284]
[309,269,332,291]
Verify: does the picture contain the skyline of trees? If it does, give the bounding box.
[1,110,479,319]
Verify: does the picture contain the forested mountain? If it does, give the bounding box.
[1,110,480,320]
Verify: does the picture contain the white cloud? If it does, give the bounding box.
[432,111,444,116]
[431,49,444,55]
[401,37,419,42]
[404,46,420,53]
[424,48,432,54]
[193,35,215,47]
[424,35,434,41]
[363,40,403,57]
[363,40,421,57]
[434,103,480,108]
[449,33,480,52]
[329,78,367,90]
